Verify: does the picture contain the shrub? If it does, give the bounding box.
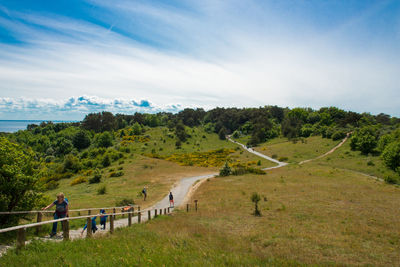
[367,161,375,166]
[257,160,261,166]
[219,162,231,176]
[102,155,111,167]
[278,157,288,162]
[44,180,59,190]
[89,171,102,184]
[381,141,400,171]
[118,160,125,165]
[97,185,107,195]
[331,130,347,141]
[251,192,261,216]
[384,174,399,185]
[70,176,87,186]
[109,171,124,177]
[271,154,278,159]
[116,198,134,206]
[63,154,81,173]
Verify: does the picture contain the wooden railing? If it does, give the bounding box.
[0,201,198,252]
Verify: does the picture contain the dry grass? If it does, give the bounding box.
[46,155,215,211]
[254,136,339,163]
[178,163,400,266]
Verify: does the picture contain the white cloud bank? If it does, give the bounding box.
[0,96,182,120]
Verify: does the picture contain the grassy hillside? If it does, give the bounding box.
[252,136,339,163]
[45,127,275,209]
[313,140,399,180]
[2,163,399,266]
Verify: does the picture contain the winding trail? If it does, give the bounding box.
[299,132,351,165]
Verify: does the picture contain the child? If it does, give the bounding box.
[81,216,98,235]
[100,209,108,230]
[169,192,174,207]
[42,192,69,238]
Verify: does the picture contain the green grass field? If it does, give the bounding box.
[2,163,399,266]
[253,136,339,163]
[2,132,400,266]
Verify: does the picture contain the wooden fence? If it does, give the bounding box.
[0,201,198,252]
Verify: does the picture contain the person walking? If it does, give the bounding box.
[142,187,147,201]
[42,192,69,238]
[169,192,174,208]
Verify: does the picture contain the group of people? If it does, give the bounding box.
[42,189,175,237]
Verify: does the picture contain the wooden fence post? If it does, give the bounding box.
[87,217,92,238]
[164,208,166,215]
[168,207,170,213]
[128,210,132,226]
[113,208,116,220]
[16,228,26,252]
[122,208,125,218]
[148,210,151,221]
[88,210,91,215]
[110,214,114,234]
[35,212,42,235]
[159,209,162,215]
[62,219,69,241]
[186,203,189,212]
[138,212,141,223]
[195,200,198,212]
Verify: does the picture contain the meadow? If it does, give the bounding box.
[2,163,399,266]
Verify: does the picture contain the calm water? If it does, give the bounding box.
[0,120,76,133]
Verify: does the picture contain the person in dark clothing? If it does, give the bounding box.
[81,216,98,235]
[142,187,147,201]
[169,192,174,207]
[100,209,108,230]
[42,192,69,237]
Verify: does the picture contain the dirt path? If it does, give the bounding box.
[298,133,351,165]
[227,136,288,169]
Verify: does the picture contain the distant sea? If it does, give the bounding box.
[0,120,77,133]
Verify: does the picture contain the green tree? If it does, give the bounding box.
[219,162,231,176]
[381,141,400,171]
[132,122,142,135]
[350,127,378,154]
[218,128,227,140]
[175,122,188,142]
[102,154,111,167]
[0,138,40,226]
[73,130,91,150]
[96,132,113,148]
[251,192,261,216]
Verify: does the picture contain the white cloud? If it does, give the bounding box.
[0,96,182,120]
[0,1,399,118]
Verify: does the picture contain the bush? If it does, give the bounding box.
[109,171,124,177]
[251,192,261,216]
[102,154,111,167]
[331,130,346,141]
[70,176,87,186]
[63,154,81,173]
[116,198,134,206]
[89,171,102,184]
[219,162,231,176]
[44,180,59,190]
[271,154,278,159]
[97,185,107,195]
[367,160,375,166]
[381,141,400,171]
[384,174,399,185]
[278,157,288,162]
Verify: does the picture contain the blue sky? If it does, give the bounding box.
[0,0,399,120]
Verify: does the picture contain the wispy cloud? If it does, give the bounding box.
[0,0,399,119]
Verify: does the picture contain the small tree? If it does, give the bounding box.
[219,162,231,176]
[218,128,227,140]
[251,192,261,216]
